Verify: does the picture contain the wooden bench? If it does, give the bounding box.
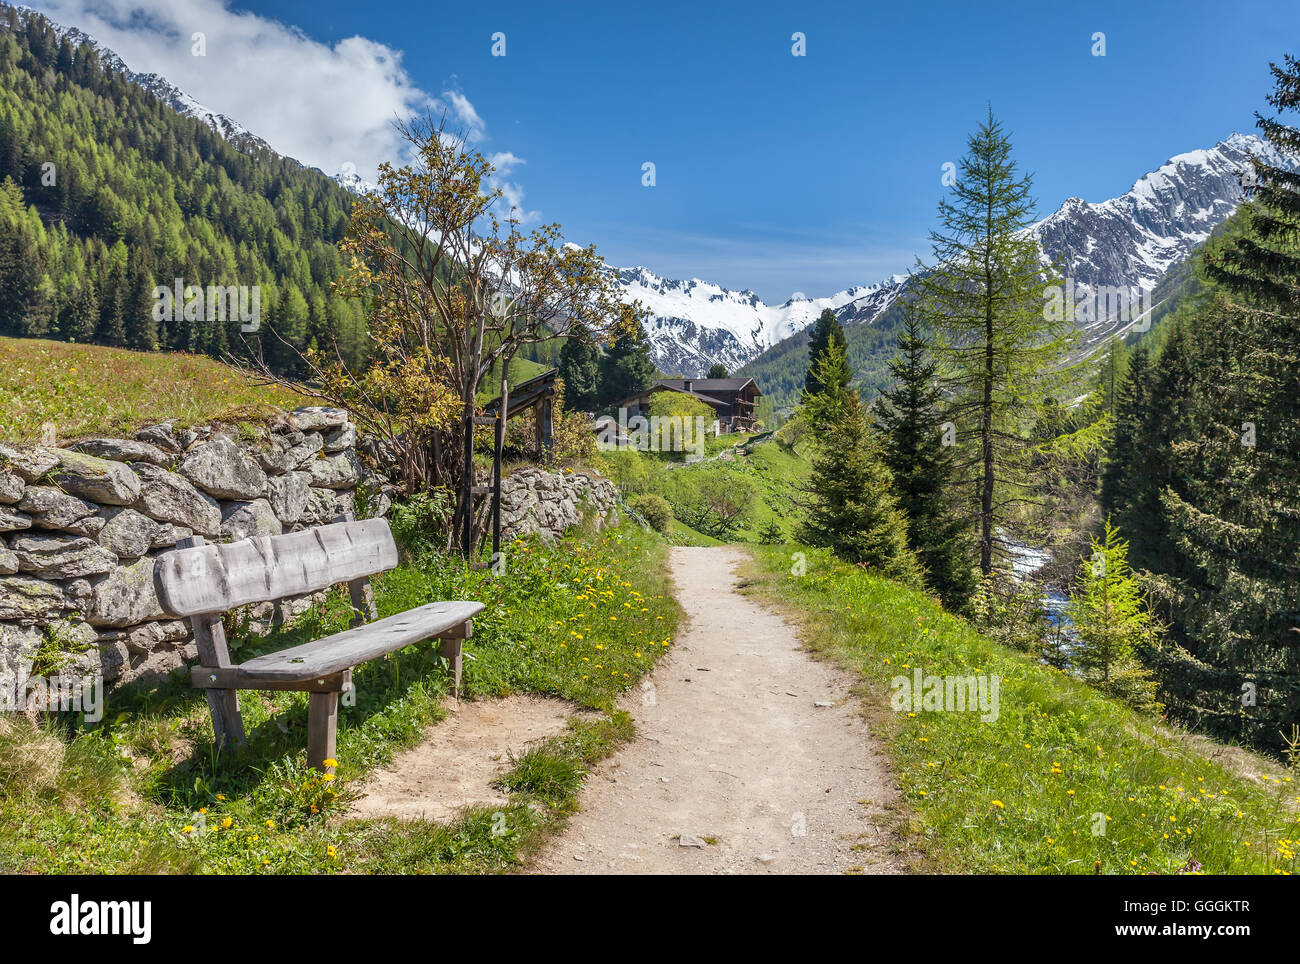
[152,515,483,770]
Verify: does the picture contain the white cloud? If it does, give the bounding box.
[485,151,537,224]
[26,0,517,191]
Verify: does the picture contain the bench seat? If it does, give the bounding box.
[229,600,484,683]
[158,515,485,770]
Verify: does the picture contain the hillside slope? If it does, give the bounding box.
[0,4,365,372]
[0,336,308,442]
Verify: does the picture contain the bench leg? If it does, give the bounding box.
[205,688,247,752]
[440,637,463,698]
[307,691,339,771]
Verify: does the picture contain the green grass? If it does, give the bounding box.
[667,519,724,546]
[598,435,812,544]
[0,336,310,443]
[0,525,677,874]
[741,544,1300,875]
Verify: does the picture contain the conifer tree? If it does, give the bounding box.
[800,342,920,583]
[67,281,97,343]
[916,109,1074,575]
[124,252,157,351]
[1065,520,1163,712]
[558,326,601,411]
[873,305,976,607]
[1099,343,1165,567]
[599,318,656,406]
[1141,56,1300,751]
[804,307,849,397]
[707,362,729,379]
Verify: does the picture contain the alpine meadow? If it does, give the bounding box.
[0,0,1297,941]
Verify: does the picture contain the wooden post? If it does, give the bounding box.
[439,620,472,698]
[307,690,339,771]
[460,403,474,557]
[538,396,554,461]
[178,535,247,752]
[333,512,377,627]
[492,370,509,565]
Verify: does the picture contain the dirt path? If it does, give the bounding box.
[350,695,586,823]
[533,546,900,875]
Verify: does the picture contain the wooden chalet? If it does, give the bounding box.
[613,377,763,433]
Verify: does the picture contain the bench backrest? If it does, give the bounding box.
[153,517,399,617]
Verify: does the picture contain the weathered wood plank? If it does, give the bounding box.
[234,600,484,682]
[307,691,339,771]
[154,518,398,616]
[192,667,350,692]
[177,535,246,750]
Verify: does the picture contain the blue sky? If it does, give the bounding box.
[31,0,1300,301]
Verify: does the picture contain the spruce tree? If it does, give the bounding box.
[124,252,157,351]
[804,307,849,397]
[67,281,97,343]
[558,326,601,411]
[599,319,656,407]
[1099,343,1167,569]
[96,254,127,347]
[707,362,729,379]
[1145,56,1300,752]
[800,343,920,583]
[916,109,1074,575]
[873,305,976,607]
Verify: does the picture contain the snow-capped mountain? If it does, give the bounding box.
[1031,132,1291,354]
[29,8,1285,377]
[631,133,1285,376]
[614,267,909,376]
[1033,132,1285,292]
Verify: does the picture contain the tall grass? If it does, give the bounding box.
[0,336,308,442]
[742,544,1299,875]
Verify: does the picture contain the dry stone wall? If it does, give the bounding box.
[499,467,620,542]
[0,406,364,693]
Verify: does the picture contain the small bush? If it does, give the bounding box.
[388,489,454,553]
[630,493,673,532]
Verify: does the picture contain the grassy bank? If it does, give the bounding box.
[0,336,309,443]
[0,524,677,874]
[741,544,1299,875]
[599,433,812,544]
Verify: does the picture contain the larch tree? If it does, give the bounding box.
[1064,520,1163,713]
[915,109,1075,576]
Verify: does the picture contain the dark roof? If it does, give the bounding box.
[654,377,760,395]
[611,383,729,411]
